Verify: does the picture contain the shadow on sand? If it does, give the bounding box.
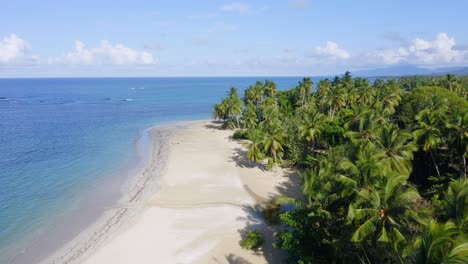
[204,120,225,131]
[204,119,304,263]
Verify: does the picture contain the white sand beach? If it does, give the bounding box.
[46,120,298,264]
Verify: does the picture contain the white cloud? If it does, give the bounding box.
[49,40,156,65]
[314,41,350,60]
[0,34,37,63]
[221,2,250,14]
[368,33,467,65]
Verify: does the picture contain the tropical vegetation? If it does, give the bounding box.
[213,73,468,263]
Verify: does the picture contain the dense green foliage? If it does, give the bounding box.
[397,74,468,99]
[239,230,265,250]
[214,73,468,263]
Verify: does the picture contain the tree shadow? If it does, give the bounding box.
[225,254,252,264]
[230,147,267,171]
[212,254,252,264]
[204,120,225,131]
[274,170,303,201]
[235,204,286,264]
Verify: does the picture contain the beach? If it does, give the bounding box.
[43,120,297,264]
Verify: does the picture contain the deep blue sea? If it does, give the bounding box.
[0,77,310,263]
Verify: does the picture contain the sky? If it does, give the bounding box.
[1,0,468,77]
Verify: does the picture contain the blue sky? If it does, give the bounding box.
[1,0,468,77]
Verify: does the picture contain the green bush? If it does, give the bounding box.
[232,129,248,139]
[239,230,265,250]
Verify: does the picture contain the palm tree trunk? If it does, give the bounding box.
[429,150,441,177]
[236,115,240,129]
[463,155,466,179]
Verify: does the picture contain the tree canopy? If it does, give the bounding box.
[213,72,468,263]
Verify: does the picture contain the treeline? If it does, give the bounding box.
[397,74,468,98]
[213,72,468,263]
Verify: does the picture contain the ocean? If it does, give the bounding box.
[0,77,307,263]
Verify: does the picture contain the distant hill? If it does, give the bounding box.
[353,65,468,77]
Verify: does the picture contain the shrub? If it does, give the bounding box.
[233,129,248,139]
[239,230,265,250]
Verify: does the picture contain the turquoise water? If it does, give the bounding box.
[0,77,307,262]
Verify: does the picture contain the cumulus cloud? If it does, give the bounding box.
[314,41,350,60]
[0,34,37,63]
[49,40,156,65]
[368,33,467,65]
[221,2,250,14]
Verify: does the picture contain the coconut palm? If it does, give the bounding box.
[412,220,467,264]
[264,80,278,98]
[443,74,460,93]
[339,142,389,191]
[262,125,285,169]
[317,79,331,98]
[242,103,258,130]
[299,108,325,145]
[447,111,468,178]
[355,78,375,105]
[445,178,468,224]
[413,107,447,177]
[252,81,264,106]
[341,71,353,90]
[277,166,333,219]
[245,129,265,163]
[226,87,243,128]
[345,111,384,144]
[296,77,313,107]
[212,101,228,120]
[375,83,402,115]
[326,84,346,119]
[347,173,425,261]
[376,124,417,175]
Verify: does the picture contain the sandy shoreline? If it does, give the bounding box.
[45,120,297,264]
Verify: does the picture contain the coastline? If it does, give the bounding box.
[43,120,298,263]
[34,122,179,264]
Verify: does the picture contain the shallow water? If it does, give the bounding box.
[0,77,308,263]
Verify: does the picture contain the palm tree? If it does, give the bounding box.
[244,86,255,105]
[259,97,280,130]
[341,71,353,90]
[299,108,325,146]
[376,82,402,115]
[443,74,460,93]
[227,87,243,128]
[355,78,375,105]
[376,124,417,175]
[277,166,333,218]
[339,142,388,191]
[326,84,346,119]
[413,107,447,177]
[297,77,313,107]
[262,125,285,169]
[245,129,265,163]
[447,111,468,178]
[317,79,331,111]
[252,81,264,106]
[344,111,384,144]
[212,101,228,121]
[445,178,468,224]
[264,80,278,98]
[242,103,258,130]
[347,173,426,262]
[412,220,467,264]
